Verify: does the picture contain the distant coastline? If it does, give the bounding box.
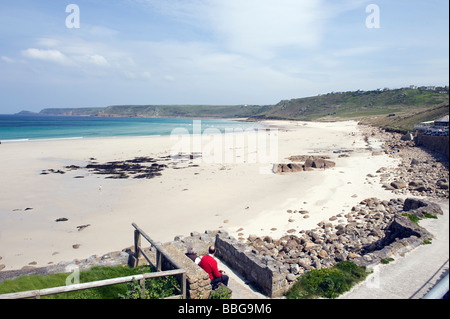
[11,87,448,134]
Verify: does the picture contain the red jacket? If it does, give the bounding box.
[199,254,222,281]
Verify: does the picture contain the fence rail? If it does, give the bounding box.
[0,223,187,299]
[0,269,185,299]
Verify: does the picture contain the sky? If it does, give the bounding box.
[0,0,448,114]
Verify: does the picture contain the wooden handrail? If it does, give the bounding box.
[0,224,187,299]
[131,223,186,299]
[0,269,185,299]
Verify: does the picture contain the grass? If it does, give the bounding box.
[285,261,371,299]
[0,264,178,299]
[402,213,422,225]
[402,212,438,226]
[381,258,395,264]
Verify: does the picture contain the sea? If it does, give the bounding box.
[0,115,264,143]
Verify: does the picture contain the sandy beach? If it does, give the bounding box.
[0,120,402,272]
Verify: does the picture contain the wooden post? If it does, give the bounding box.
[140,279,146,299]
[181,273,186,299]
[134,230,141,267]
[156,251,162,272]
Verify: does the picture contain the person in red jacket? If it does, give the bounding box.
[198,245,229,289]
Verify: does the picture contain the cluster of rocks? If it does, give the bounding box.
[273,155,336,173]
[244,197,441,284]
[362,126,449,199]
[40,153,203,180]
[85,157,169,179]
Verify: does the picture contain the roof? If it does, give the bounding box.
[435,115,449,123]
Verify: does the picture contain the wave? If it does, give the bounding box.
[1,137,84,143]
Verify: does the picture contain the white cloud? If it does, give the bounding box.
[332,46,383,57]
[142,0,327,59]
[21,48,72,65]
[1,56,14,63]
[209,0,326,58]
[74,54,110,67]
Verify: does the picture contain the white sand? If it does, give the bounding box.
[0,120,401,271]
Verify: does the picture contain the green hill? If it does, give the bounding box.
[35,87,448,133]
[254,88,448,121]
[38,104,273,119]
[252,87,449,133]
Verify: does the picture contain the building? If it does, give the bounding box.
[434,115,449,128]
[414,115,449,135]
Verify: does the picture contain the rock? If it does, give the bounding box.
[401,133,414,141]
[288,163,303,172]
[290,263,300,274]
[335,252,348,262]
[286,273,297,282]
[304,242,318,251]
[77,224,91,231]
[438,182,449,190]
[72,244,80,249]
[55,218,68,222]
[372,151,384,156]
[348,252,359,259]
[391,181,407,189]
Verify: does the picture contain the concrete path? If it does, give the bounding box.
[340,199,449,299]
[216,259,268,299]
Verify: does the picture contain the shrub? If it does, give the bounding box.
[119,274,179,299]
[286,261,371,299]
[209,285,232,299]
[381,257,395,264]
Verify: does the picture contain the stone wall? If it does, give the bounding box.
[415,134,449,159]
[160,244,212,299]
[215,232,289,298]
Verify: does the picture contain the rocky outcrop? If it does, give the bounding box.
[165,197,440,297]
[242,197,437,291]
[273,155,336,174]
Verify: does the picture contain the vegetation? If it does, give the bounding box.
[381,258,395,264]
[119,273,180,299]
[402,213,422,225]
[402,212,438,226]
[0,265,179,299]
[27,86,449,133]
[209,285,232,299]
[254,88,448,132]
[38,104,273,119]
[285,261,371,299]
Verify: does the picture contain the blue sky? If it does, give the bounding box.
[0,0,448,113]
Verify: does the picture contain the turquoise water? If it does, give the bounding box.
[0,115,263,142]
